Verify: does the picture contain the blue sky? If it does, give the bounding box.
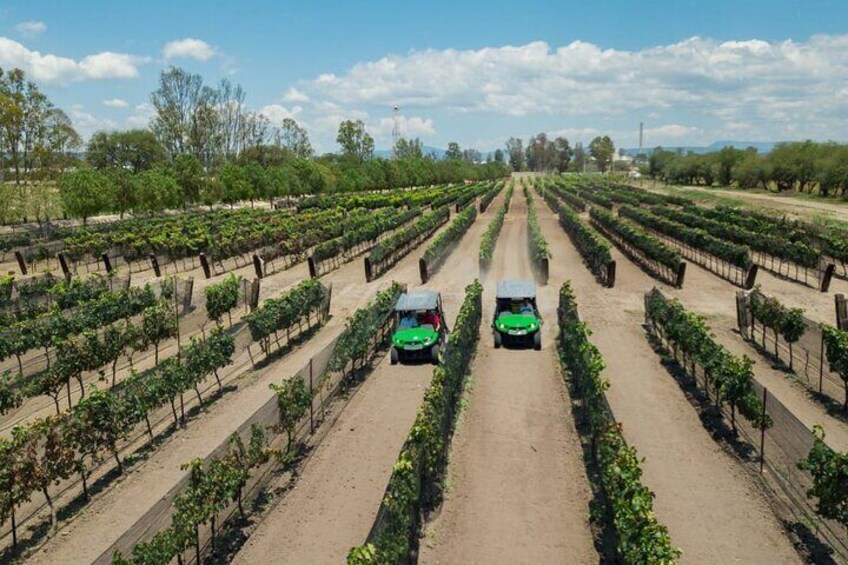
[1,0,847,152]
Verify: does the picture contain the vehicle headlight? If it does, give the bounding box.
[528,323,536,330]
[498,323,506,330]
[423,337,432,344]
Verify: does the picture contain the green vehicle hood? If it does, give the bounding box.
[495,313,540,332]
[392,327,439,347]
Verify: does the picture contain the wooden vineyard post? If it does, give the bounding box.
[309,358,314,434]
[760,387,768,474]
[820,262,835,293]
[540,258,549,286]
[819,332,825,394]
[307,255,318,278]
[735,291,750,339]
[101,253,113,273]
[14,251,27,275]
[606,260,616,288]
[674,261,687,288]
[249,278,261,311]
[364,256,373,282]
[57,252,72,281]
[199,253,211,279]
[252,254,265,279]
[150,254,162,277]
[836,294,848,330]
[419,258,429,284]
[744,264,759,290]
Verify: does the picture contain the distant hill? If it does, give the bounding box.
[620,141,781,157]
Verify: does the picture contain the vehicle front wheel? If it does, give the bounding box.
[431,344,440,365]
[494,332,502,349]
[533,332,542,351]
[390,347,399,365]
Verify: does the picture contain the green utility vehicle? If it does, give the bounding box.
[493,279,542,350]
[390,290,448,365]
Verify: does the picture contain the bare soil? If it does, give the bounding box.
[420,192,597,564]
[529,198,801,564]
[232,192,505,564]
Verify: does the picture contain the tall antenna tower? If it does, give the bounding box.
[391,105,401,158]
[639,122,644,151]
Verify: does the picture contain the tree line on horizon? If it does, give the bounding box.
[0,66,509,223]
[646,142,848,197]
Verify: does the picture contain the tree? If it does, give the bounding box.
[219,163,253,206]
[395,138,423,159]
[150,67,218,164]
[58,168,112,224]
[493,148,505,164]
[589,135,616,173]
[172,153,204,207]
[505,137,525,171]
[462,148,482,163]
[553,137,572,173]
[86,129,167,173]
[132,169,181,214]
[104,167,135,219]
[571,142,586,172]
[336,119,374,163]
[445,142,462,161]
[276,118,313,158]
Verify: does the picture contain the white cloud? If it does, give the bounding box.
[643,124,702,139]
[15,21,46,37]
[301,35,848,143]
[127,103,156,128]
[70,108,117,136]
[103,98,129,108]
[282,87,309,103]
[259,104,303,125]
[163,38,216,61]
[0,37,148,84]
[375,115,436,138]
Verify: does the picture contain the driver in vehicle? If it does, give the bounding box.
[399,313,418,329]
[519,299,533,315]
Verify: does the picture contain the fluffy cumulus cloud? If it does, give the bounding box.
[0,37,148,84]
[127,103,156,128]
[103,98,129,108]
[15,21,46,37]
[301,35,848,144]
[259,104,303,124]
[281,87,309,103]
[375,115,436,137]
[162,38,216,61]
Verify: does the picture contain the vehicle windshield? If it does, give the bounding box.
[399,314,419,329]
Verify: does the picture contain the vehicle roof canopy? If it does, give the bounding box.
[394,291,440,312]
[496,279,536,300]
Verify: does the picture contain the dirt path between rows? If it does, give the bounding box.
[25,211,459,564]
[534,198,801,564]
[666,260,848,452]
[232,193,504,564]
[420,192,597,564]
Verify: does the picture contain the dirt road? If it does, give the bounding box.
[232,193,504,564]
[420,192,597,564]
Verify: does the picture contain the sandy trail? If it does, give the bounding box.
[232,194,503,564]
[420,192,597,564]
[531,197,801,564]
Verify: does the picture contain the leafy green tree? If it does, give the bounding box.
[589,135,616,173]
[445,141,462,161]
[395,138,423,159]
[336,119,374,163]
[493,148,505,164]
[277,117,313,158]
[269,376,312,455]
[58,168,112,224]
[103,167,135,219]
[172,153,204,207]
[132,168,181,214]
[505,137,525,171]
[86,129,167,173]
[219,162,253,206]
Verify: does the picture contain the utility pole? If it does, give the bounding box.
[391,105,401,159]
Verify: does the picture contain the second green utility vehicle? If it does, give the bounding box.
[493,279,542,350]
